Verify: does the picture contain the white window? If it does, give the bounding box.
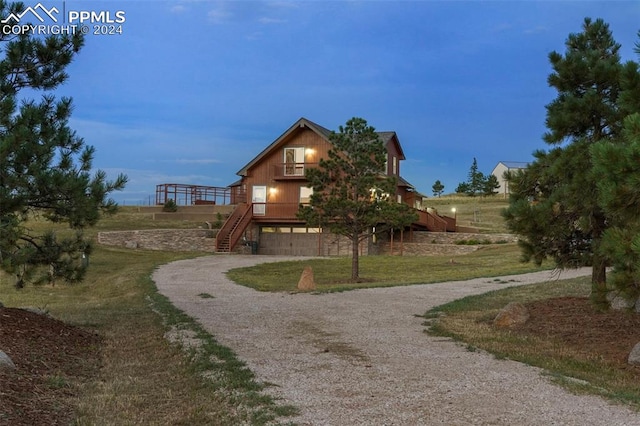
[300,186,313,204]
[284,147,305,176]
[392,156,397,175]
[252,185,266,215]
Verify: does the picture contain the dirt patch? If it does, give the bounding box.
[0,307,102,426]
[517,297,640,372]
[291,320,370,362]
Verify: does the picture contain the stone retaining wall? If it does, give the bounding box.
[378,232,518,256]
[380,243,479,256]
[408,231,518,244]
[97,229,519,256]
[97,229,216,252]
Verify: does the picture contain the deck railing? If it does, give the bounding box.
[252,203,304,220]
[272,163,319,180]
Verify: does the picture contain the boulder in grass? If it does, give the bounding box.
[297,266,316,292]
[628,342,640,366]
[0,350,15,370]
[493,302,529,328]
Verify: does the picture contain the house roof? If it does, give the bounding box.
[396,175,414,188]
[236,117,407,176]
[236,117,331,176]
[495,161,529,170]
[378,131,405,160]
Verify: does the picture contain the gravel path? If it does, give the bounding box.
[153,255,640,425]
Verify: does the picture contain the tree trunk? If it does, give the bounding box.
[590,213,608,309]
[590,253,608,309]
[351,235,359,282]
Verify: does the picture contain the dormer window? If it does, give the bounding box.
[392,156,397,175]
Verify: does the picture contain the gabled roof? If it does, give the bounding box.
[236,118,407,177]
[378,131,405,160]
[495,161,529,170]
[236,117,331,176]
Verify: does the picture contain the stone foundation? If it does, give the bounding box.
[378,231,518,256]
[97,229,216,252]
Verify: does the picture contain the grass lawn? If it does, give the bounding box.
[227,244,551,292]
[0,244,296,425]
[425,276,640,408]
[425,194,511,233]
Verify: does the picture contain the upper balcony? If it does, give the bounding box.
[272,162,319,180]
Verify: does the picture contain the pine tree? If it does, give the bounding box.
[297,117,417,281]
[590,38,640,304]
[503,18,628,307]
[454,182,469,194]
[432,180,444,197]
[482,174,500,196]
[467,158,484,196]
[0,1,127,287]
[591,113,640,302]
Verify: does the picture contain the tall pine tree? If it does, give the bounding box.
[0,2,127,287]
[504,18,627,307]
[297,117,416,281]
[590,37,640,304]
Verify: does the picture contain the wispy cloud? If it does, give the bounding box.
[208,6,231,24]
[266,1,299,10]
[259,17,286,24]
[523,26,548,35]
[174,158,221,165]
[170,4,186,14]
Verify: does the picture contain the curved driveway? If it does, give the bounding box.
[153,256,639,425]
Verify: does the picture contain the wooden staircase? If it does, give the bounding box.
[215,203,253,253]
[414,209,456,232]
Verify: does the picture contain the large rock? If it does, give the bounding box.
[606,291,635,311]
[0,350,15,370]
[493,302,529,328]
[297,266,316,292]
[124,240,139,249]
[628,342,640,365]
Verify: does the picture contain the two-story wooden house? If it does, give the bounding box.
[217,117,455,255]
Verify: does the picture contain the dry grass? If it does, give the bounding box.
[1,239,296,425]
[426,194,510,233]
[426,277,640,407]
[227,244,551,292]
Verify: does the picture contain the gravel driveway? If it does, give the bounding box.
[153,255,640,425]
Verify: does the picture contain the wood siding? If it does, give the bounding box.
[385,136,403,178]
[243,127,332,206]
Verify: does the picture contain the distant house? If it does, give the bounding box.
[491,161,529,197]
[217,117,456,255]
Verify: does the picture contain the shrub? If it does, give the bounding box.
[162,199,178,212]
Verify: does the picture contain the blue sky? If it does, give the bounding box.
[46,1,640,204]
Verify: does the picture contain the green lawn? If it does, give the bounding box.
[227,244,551,292]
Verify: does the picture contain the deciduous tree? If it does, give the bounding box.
[297,117,417,281]
[0,1,127,287]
